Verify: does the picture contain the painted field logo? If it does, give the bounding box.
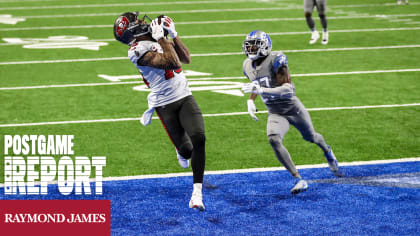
[0,14,25,25]
[2,36,108,50]
[3,135,106,195]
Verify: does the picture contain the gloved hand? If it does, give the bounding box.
[247,99,259,121]
[160,16,178,38]
[150,19,164,41]
[242,83,263,95]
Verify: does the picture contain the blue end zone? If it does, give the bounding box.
[1,161,419,235]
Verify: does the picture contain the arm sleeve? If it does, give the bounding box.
[261,83,295,99]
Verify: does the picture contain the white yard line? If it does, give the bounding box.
[1,27,419,45]
[0,1,419,11]
[2,14,420,31]
[0,0,259,10]
[0,103,418,128]
[19,8,321,18]
[0,157,419,187]
[16,10,420,19]
[1,68,420,91]
[0,81,141,90]
[1,45,420,65]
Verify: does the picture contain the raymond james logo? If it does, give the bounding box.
[4,213,107,223]
[3,135,107,195]
[0,200,111,235]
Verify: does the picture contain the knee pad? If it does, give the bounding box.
[305,12,312,18]
[268,134,283,147]
[319,14,326,19]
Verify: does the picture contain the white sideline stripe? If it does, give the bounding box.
[1,68,420,90]
[1,68,420,91]
[2,15,420,31]
[0,157,419,187]
[0,0,257,10]
[0,103,418,128]
[102,157,420,181]
[1,45,420,65]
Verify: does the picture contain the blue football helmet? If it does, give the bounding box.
[242,30,272,60]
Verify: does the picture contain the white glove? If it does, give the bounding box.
[242,83,263,95]
[161,16,178,38]
[150,19,164,41]
[247,99,258,121]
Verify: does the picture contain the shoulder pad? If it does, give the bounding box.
[272,53,288,73]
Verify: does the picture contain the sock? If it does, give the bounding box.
[193,183,202,195]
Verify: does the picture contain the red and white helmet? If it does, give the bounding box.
[113,12,151,45]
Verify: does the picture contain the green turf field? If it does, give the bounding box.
[0,0,419,183]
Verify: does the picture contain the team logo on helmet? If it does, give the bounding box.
[115,16,129,37]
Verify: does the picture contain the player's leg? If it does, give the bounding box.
[315,0,328,44]
[305,0,319,44]
[267,113,308,194]
[178,95,206,210]
[155,99,193,168]
[287,99,340,174]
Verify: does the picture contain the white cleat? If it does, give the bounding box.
[321,31,329,45]
[309,31,320,44]
[324,147,344,177]
[189,183,205,211]
[176,150,189,169]
[291,179,308,195]
[398,0,402,5]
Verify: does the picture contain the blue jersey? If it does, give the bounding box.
[243,51,299,115]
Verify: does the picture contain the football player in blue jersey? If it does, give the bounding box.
[114,12,206,210]
[241,31,342,194]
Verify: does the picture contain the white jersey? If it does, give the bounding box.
[128,40,191,108]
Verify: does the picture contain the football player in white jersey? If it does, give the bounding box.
[304,0,329,45]
[241,31,342,194]
[114,12,206,211]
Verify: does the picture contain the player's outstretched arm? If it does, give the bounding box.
[172,37,191,64]
[138,20,182,70]
[160,15,191,64]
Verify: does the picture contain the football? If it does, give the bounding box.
[156,14,169,37]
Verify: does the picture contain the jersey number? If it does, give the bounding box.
[255,76,276,103]
[165,68,182,80]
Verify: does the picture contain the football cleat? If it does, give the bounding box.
[309,31,320,44]
[189,183,205,211]
[291,179,308,195]
[176,150,189,169]
[324,146,343,177]
[321,31,329,45]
